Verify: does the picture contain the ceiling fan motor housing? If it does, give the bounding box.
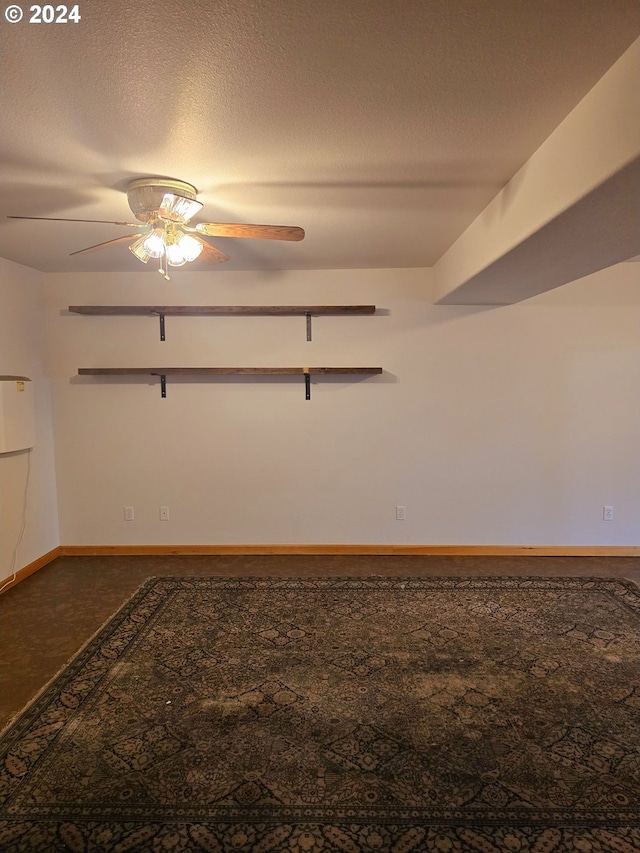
[126,178,198,223]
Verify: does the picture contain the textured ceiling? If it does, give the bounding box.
[0,0,638,273]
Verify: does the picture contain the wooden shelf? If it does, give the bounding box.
[78,367,381,375]
[69,305,375,316]
[69,304,376,341]
[78,367,383,399]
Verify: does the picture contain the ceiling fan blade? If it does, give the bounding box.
[8,216,142,227]
[70,233,141,256]
[195,237,230,265]
[194,223,305,241]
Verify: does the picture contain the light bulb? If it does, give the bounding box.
[177,233,203,262]
[142,229,165,258]
[166,243,187,266]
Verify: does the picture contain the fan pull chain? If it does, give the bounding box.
[159,242,171,281]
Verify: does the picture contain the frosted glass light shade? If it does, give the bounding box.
[129,235,152,263]
[158,193,203,223]
[178,234,203,261]
[142,230,165,258]
[166,243,187,266]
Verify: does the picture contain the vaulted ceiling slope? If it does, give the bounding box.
[0,0,638,302]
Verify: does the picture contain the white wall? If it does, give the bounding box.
[43,263,639,547]
[0,258,59,581]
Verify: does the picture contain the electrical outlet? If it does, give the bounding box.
[603,505,614,521]
[396,505,406,521]
[124,506,134,521]
[160,506,170,521]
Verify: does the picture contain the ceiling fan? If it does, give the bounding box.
[9,178,305,279]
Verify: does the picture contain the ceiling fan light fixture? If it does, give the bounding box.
[16,177,304,274]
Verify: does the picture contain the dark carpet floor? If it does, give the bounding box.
[1,554,638,730]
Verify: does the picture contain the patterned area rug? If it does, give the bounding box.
[1,576,639,852]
